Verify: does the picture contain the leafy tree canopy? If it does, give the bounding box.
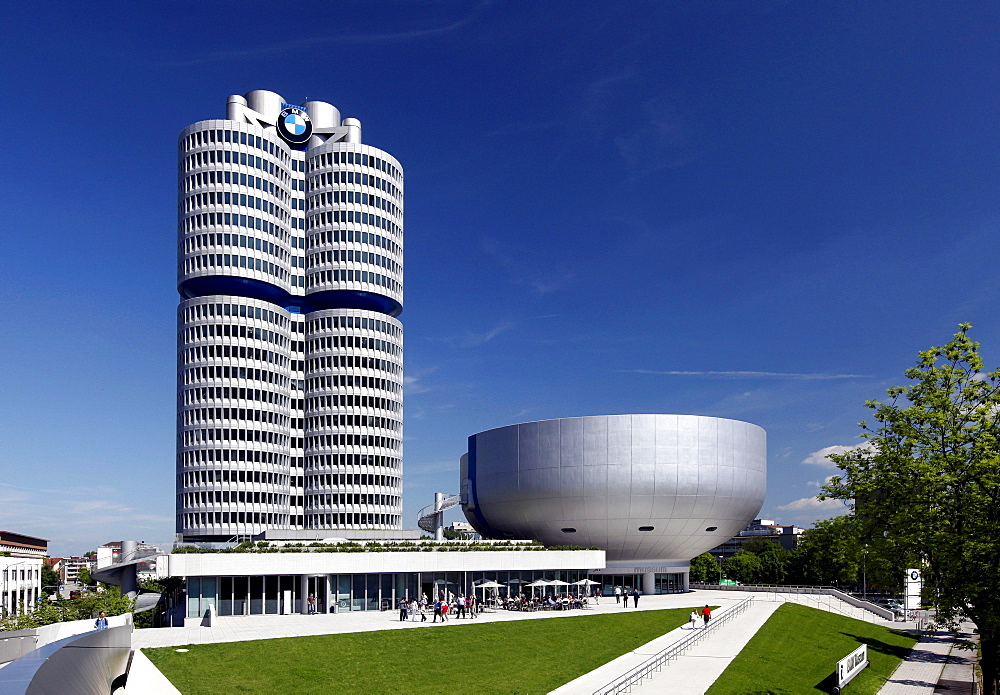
[823,325,1000,695]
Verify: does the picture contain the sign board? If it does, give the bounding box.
[835,644,868,692]
[719,579,739,586]
[904,568,922,611]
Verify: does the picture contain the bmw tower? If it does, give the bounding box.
[177,90,404,542]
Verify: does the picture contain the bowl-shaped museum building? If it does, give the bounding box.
[461,415,766,594]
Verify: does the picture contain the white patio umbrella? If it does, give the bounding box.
[474,580,504,606]
[525,579,551,597]
[548,579,571,597]
[573,578,600,597]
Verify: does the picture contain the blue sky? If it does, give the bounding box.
[1,2,998,557]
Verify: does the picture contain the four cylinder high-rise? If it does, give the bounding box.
[177,90,404,542]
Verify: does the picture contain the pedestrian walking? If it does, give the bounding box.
[702,605,712,626]
[595,588,601,604]
[307,593,317,615]
[441,601,449,621]
[410,598,419,622]
[614,586,621,604]
[399,598,408,622]
[456,594,467,618]
[433,599,444,623]
[621,588,629,608]
[632,588,640,607]
[94,611,109,631]
[689,610,699,629]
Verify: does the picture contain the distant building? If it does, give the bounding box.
[444,522,479,539]
[0,531,48,616]
[709,518,804,559]
[58,556,96,585]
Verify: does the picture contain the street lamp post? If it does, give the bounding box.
[718,556,724,584]
[862,544,868,601]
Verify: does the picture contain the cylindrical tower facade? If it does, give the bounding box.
[177,91,402,542]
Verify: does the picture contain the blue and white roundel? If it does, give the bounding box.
[284,112,307,135]
[276,107,312,145]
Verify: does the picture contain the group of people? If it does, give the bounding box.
[397,592,480,623]
[613,586,642,607]
[689,605,713,628]
[498,593,590,611]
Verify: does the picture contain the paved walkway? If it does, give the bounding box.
[878,621,978,695]
[132,592,747,650]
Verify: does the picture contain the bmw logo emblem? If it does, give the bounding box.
[277,107,312,145]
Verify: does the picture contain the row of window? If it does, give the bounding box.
[183,491,291,508]
[183,149,287,187]
[311,249,401,276]
[310,169,401,202]
[181,406,292,427]
[183,170,285,204]
[310,229,402,258]
[183,301,291,327]
[305,453,401,470]
[306,394,401,413]
[307,355,400,376]
[308,335,401,357]
[183,128,291,167]
[308,268,402,295]
[183,323,289,348]
[184,232,290,261]
[306,493,400,508]
[182,386,289,408]
[183,345,291,370]
[308,314,401,338]
[308,149,401,183]
[305,433,400,450]
[185,252,292,283]
[183,210,288,242]
[307,414,400,433]
[185,190,289,224]
[180,468,293,487]
[180,448,292,465]
[310,189,400,220]
[182,427,294,447]
[306,374,401,395]
[304,472,400,488]
[181,512,289,528]
[308,209,400,237]
[305,513,400,528]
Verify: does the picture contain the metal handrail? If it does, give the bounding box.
[592,597,754,695]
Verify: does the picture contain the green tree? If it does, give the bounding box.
[722,550,762,584]
[823,325,1000,695]
[77,567,96,586]
[688,552,721,582]
[40,563,60,594]
[787,515,861,587]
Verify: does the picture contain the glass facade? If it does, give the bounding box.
[186,569,598,618]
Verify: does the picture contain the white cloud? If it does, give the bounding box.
[801,442,871,467]
[777,496,847,512]
[461,321,514,347]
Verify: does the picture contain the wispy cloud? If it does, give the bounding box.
[162,4,489,66]
[623,370,869,380]
[802,442,871,467]
[403,366,439,395]
[461,321,514,347]
[480,237,577,295]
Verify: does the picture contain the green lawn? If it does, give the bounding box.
[706,603,919,695]
[145,607,695,694]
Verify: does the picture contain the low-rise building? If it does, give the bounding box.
[0,531,48,616]
[710,518,804,560]
[58,556,96,585]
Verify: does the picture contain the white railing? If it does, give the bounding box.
[689,583,893,622]
[592,597,754,695]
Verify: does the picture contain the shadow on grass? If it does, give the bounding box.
[840,631,916,660]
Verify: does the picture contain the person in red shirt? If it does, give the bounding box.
[702,605,712,626]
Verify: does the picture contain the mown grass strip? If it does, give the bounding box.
[145,607,694,694]
[706,603,919,695]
